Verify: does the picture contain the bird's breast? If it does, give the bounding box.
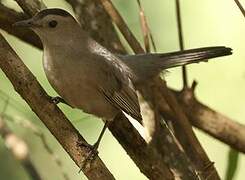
[43,49,90,104]
[42,49,118,119]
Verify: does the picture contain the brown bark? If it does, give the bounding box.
[0,33,115,180]
[97,0,219,179]
[65,0,125,54]
[0,4,42,49]
[66,0,201,179]
[175,88,245,153]
[14,0,46,17]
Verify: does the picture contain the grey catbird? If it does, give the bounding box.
[14,8,232,150]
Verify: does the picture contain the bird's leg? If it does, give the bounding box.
[51,96,69,105]
[79,121,109,171]
[85,121,109,153]
[92,120,109,150]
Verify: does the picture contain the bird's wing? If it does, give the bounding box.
[98,59,142,122]
[88,39,142,122]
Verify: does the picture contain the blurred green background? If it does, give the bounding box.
[0,0,244,179]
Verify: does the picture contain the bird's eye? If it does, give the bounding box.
[48,20,58,28]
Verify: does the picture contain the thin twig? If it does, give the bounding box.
[173,3,218,177]
[136,0,157,52]
[175,0,188,88]
[149,32,157,52]
[99,0,145,53]
[0,90,35,119]
[13,0,46,17]
[64,0,126,54]
[234,0,245,18]
[136,0,150,52]
[135,1,198,173]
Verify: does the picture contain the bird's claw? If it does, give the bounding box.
[51,96,66,105]
[78,142,99,172]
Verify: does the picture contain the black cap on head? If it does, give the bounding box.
[35,8,72,19]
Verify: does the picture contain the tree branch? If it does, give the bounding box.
[66,0,201,179]
[234,0,245,18]
[0,33,115,180]
[64,0,125,54]
[13,0,46,17]
[98,0,219,179]
[0,3,42,49]
[138,84,199,179]
[98,0,144,53]
[175,87,245,153]
[109,113,176,180]
[157,80,220,179]
[175,0,188,88]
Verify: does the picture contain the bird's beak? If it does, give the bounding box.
[13,18,39,28]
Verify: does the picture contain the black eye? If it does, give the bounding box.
[48,20,58,28]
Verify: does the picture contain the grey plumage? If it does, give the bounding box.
[119,46,232,83]
[14,8,232,125]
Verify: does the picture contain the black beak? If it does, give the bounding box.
[13,18,37,28]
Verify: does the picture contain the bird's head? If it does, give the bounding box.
[14,8,80,44]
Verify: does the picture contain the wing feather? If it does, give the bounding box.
[99,70,142,122]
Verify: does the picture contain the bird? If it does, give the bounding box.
[13,8,232,152]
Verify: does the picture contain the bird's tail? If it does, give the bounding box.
[154,46,232,69]
[120,46,232,82]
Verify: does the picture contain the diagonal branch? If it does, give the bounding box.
[13,0,46,17]
[98,0,145,53]
[98,0,219,179]
[109,113,175,180]
[157,80,220,179]
[174,87,245,153]
[0,33,115,180]
[63,0,201,179]
[0,3,42,49]
[64,0,125,54]
[234,0,245,18]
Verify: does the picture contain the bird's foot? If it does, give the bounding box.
[78,142,99,172]
[50,96,68,105]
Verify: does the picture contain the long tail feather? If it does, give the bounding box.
[156,46,232,68]
[119,46,232,82]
